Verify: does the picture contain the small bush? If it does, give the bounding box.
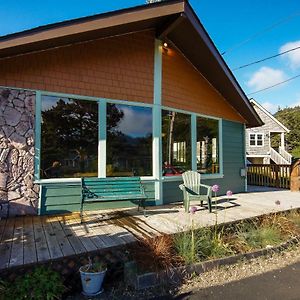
[129,235,182,272]
[2,266,65,300]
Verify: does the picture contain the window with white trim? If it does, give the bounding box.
[249,133,263,147]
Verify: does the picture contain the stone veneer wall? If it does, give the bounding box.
[0,88,39,217]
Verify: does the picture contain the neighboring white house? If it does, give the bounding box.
[246,99,292,165]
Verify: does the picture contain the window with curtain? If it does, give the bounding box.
[106,103,153,176]
[162,110,191,175]
[40,95,98,178]
[197,117,219,174]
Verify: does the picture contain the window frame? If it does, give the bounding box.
[249,132,264,147]
[161,106,223,181]
[34,91,224,183]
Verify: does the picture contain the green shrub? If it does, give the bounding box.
[2,266,65,300]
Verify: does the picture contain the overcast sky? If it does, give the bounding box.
[1,0,300,114]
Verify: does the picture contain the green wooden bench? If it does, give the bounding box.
[80,177,147,221]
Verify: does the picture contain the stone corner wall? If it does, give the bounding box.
[0,88,39,217]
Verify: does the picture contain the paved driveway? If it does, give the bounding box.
[175,262,300,300]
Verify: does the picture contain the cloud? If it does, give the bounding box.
[117,106,152,137]
[247,67,286,91]
[261,101,279,114]
[280,40,300,69]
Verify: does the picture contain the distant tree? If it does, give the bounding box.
[274,106,300,158]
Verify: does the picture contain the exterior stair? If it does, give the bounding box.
[270,147,292,165]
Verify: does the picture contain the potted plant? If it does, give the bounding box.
[79,258,107,296]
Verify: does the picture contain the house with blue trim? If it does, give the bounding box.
[0,0,262,217]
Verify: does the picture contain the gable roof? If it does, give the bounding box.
[250,99,290,133]
[0,0,262,127]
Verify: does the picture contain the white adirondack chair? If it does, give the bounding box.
[179,171,212,213]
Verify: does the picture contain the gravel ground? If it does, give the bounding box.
[67,244,300,299]
[175,244,300,297]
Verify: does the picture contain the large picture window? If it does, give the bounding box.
[40,96,98,178]
[162,110,191,175]
[197,117,219,174]
[106,104,152,176]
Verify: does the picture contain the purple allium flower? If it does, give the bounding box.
[190,206,197,214]
[275,200,281,206]
[212,184,220,193]
[226,190,233,197]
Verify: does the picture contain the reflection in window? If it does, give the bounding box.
[162,110,191,175]
[106,104,152,176]
[197,117,219,174]
[41,96,98,178]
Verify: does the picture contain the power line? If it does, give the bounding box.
[247,74,300,96]
[221,11,300,56]
[233,45,300,71]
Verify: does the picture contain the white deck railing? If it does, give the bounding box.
[279,147,292,164]
[270,147,290,165]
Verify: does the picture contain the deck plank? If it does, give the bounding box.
[23,216,37,265]
[0,217,15,269]
[41,216,63,259]
[9,216,24,267]
[32,216,51,262]
[91,213,137,244]
[77,214,116,249]
[64,214,98,252]
[49,216,75,257]
[58,215,87,255]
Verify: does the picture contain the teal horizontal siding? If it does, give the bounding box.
[40,180,155,215]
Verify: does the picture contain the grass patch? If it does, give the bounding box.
[174,226,233,264]
[235,223,283,250]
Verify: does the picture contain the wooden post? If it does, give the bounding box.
[275,164,280,188]
[290,159,300,192]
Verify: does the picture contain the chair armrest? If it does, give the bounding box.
[179,184,186,191]
[200,184,212,197]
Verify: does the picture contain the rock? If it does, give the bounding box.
[9,198,37,216]
[0,88,38,216]
[24,174,34,189]
[13,98,25,108]
[27,136,34,146]
[0,89,10,99]
[3,106,22,126]
[10,149,19,165]
[0,116,5,126]
[3,125,14,138]
[0,172,8,190]
[11,164,21,180]
[9,132,26,150]
[24,95,35,111]
[25,129,34,138]
[0,190,8,200]
[16,121,30,136]
[0,148,10,163]
[33,185,40,194]
[8,190,21,201]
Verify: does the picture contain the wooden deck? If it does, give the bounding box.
[0,186,300,271]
